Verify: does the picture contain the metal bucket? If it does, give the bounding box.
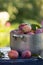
[10,31,43,55]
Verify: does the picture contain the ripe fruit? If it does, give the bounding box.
[22,25,31,33]
[17,29,24,34]
[19,23,31,33]
[28,32,34,35]
[5,22,11,27]
[35,29,43,34]
[8,50,19,59]
[21,50,31,58]
[19,23,26,30]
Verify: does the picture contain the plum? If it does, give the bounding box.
[19,23,31,33]
[11,29,19,34]
[21,50,31,58]
[8,50,19,59]
[5,22,11,27]
[17,29,24,34]
[23,25,31,33]
[19,23,27,30]
[35,29,43,34]
[13,29,24,34]
[28,32,34,35]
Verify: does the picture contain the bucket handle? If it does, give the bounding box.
[13,34,24,38]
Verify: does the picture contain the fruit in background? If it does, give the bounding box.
[35,29,43,34]
[21,50,31,58]
[5,22,11,27]
[19,23,31,33]
[8,50,19,59]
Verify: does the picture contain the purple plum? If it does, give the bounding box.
[35,29,43,34]
[19,23,32,33]
[28,32,34,35]
[21,50,31,58]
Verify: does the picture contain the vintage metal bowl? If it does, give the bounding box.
[10,31,43,55]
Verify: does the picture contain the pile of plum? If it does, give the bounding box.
[8,50,31,59]
[8,23,43,59]
[12,23,43,35]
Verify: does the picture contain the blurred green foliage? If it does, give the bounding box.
[0,0,43,47]
[0,0,43,23]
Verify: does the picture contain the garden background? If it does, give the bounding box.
[0,0,43,47]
